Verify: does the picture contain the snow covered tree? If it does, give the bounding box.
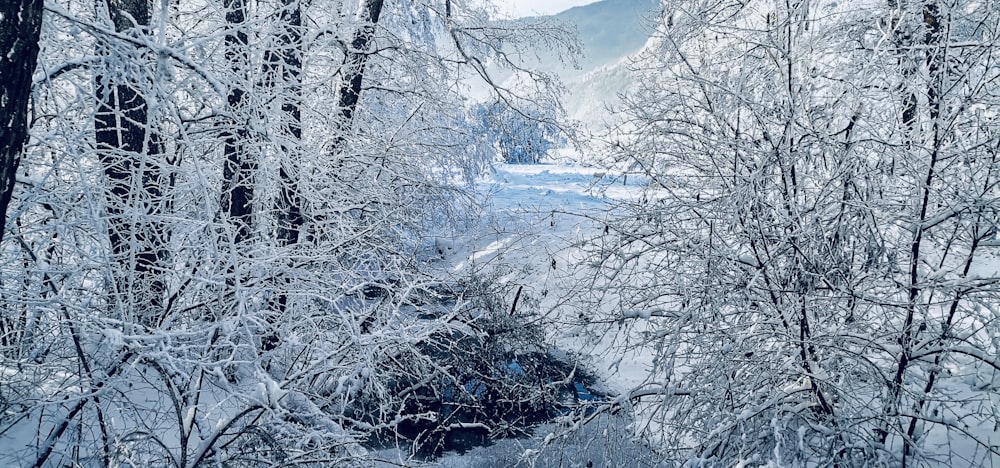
[582,0,1000,465]
[333,0,384,148]
[263,0,303,252]
[472,100,564,164]
[0,0,577,464]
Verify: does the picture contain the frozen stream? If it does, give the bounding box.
[371,160,667,466]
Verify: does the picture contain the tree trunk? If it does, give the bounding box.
[221,0,255,247]
[263,0,303,247]
[879,0,946,458]
[0,0,44,245]
[0,0,44,356]
[333,0,385,147]
[95,0,169,327]
[259,0,303,350]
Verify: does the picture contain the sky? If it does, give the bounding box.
[501,0,595,17]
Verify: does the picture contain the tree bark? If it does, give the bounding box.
[0,0,44,245]
[0,0,44,356]
[259,0,303,350]
[262,0,303,248]
[334,0,385,146]
[221,0,254,247]
[95,0,169,327]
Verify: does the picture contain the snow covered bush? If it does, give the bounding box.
[355,274,601,457]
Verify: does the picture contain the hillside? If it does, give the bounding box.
[548,0,658,75]
[515,0,659,130]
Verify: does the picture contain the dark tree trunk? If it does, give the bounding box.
[263,0,303,248]
[221,0,255,247]
[333,0,385,148]
[259,0,303,350]
[0,0,44,245]
[879,1,946,459]
[94,0,169,327]
[0,0,44,355]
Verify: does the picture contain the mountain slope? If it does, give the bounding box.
[530,0,658,130]
[549,0,658,74]
[490,0,658,132]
